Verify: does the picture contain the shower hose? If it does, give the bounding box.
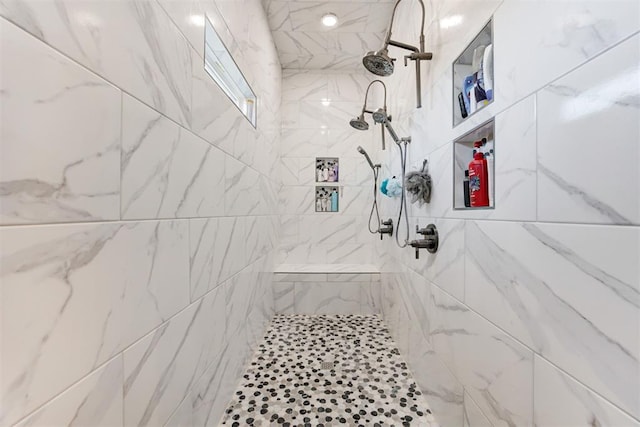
[367,142,410,248]
[395,141,410,248]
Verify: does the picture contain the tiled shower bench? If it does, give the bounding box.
[273,264,381,315]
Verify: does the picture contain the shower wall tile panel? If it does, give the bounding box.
[377,0,640,426]
[278,70,377,265]
[12,356,123,427]
[534,356,640,427]
[0,20,121,225]
[537,34,640,225]
[0,0,281,424]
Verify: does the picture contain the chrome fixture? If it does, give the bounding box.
[357,146,379,170]
[379,218,394,240]
[362,0,434,108]
[349,114,369,131]
[357,146,385,238]
[409,224,439,259]
[350,80,389,150]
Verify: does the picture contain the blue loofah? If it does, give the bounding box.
[380,178,389,195]
[381,177,402,198]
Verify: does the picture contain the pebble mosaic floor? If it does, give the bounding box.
[220,314,437,427]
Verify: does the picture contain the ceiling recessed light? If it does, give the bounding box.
[321,13,338,28]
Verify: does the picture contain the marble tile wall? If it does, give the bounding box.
[0,0,280,425]
[273,272,381,314]
[374,0,640,426]
[278,70,383,264]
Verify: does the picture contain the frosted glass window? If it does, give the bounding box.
[204,18,257,127]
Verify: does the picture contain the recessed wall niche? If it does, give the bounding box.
[315,186,339,212]
[453,20,493,127]
[453,119,495,210]
[315,157,339,183]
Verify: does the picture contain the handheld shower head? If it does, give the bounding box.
[372,108,389,124]
[357,146,377,170]
[362,49,395,76]
[350,114,369,131]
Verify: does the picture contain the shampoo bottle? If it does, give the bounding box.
[468,140,489,207]
[331,190,338,212]
[463,170,471,207]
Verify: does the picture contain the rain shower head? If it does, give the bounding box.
[362,49,394,77]
[350,114,369,131]
[357,146,378,170]
[361,0,433,108]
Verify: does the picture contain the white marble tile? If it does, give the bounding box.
[360,280,382,314]
[245,216,275,264]
[280,128,328,157]
[324,242,373,264]
[465,220,640,419]
[225,156,261,216]
[494,0,640,109]
[156,0,205,58]
[189,217,246,301]
[121,95,226,220]
[189,340,242,427]
[13,356,123,427]
[277,242,328,264]
[407,218,465,301]
[429,284,534,427]
[123,285,225,427]
[295,281,361,314]
[1,0,193,126]
[279,158,299,186]
[287,2,368,33]
[534,356,640,427]
[406,339,465,427]
[272,30,329,57]
[463,391,493,427]
[0,19,121,225]
[273,282,295,314]
[537,34,640,225]
[0,220,189,426]
[279,186,314,215]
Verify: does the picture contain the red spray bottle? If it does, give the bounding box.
[468,138,489,207]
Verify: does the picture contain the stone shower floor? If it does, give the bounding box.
[220,314,437,426]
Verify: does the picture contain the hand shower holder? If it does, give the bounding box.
[379,218,394,239]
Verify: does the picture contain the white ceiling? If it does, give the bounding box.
[262,0,396,70]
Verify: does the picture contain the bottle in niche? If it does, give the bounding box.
[486,148,494,206]
[331,189,338,212]
[463,170,471,207]
[468,139,489,207]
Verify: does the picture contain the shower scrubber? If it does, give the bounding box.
[381,177,402,198]
[405,159,432,206]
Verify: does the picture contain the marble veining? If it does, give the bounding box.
[465,220,639,419]
[1,220,189,426]
[0,18,121,225]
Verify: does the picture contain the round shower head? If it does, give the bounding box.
[372,108,388,124]
[350,115,369,131]
[362,49,394,76]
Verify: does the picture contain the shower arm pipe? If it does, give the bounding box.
[383,0,426,54]
[381,0,431,108]
[360,80,388,150]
